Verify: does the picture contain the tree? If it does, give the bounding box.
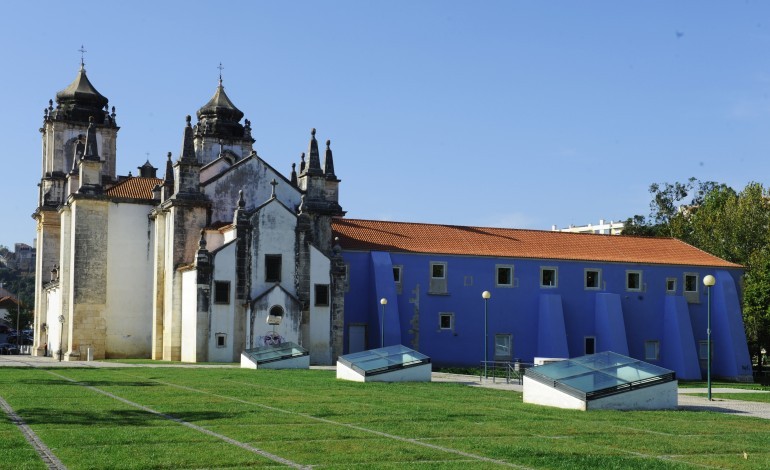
[0,267,34,332]
[624,179,770,372]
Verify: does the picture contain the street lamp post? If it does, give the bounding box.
[703,274,716,401]
[482,291,491,380]
[380,298,387,348]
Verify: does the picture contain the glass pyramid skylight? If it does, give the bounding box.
[525,351,675,400]
[242,342,308,365]
[338,345,431,377]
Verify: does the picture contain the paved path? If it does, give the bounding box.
[3,355,770,420]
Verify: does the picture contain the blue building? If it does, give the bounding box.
[333,218,753,381]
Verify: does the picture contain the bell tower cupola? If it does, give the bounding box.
[193,63,254,165]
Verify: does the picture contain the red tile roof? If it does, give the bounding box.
[105,177,162,200]
[331,218,741,268]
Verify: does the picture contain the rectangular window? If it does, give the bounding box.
[393,265,403,295]
[684,273,699,303]
[494,334,512,360]
[314,284,330,306]
[431,262,446,279]
[429,262,448,294]
[214,281,230,304]
[666,278,677,293]
[585,269,601,290]
[584,336,596,355]
[698,340,712,361]
[684,273,698,293]
[626,271,642,291]
[540,267,558,288]
[496,265,513,287]
[645,340,660,360]
[216,333,226,348]
[439,313,454,330]
[265,255,282,282]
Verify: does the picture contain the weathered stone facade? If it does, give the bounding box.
[33,64,345,364]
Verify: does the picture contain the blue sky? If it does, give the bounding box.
[2,1,770,249]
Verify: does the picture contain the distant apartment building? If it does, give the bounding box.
[13,243,36,272]
[552,219,624,235]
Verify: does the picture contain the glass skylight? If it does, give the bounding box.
[338,345,431,376]
[242,342,308,365]
[525,351,675,400]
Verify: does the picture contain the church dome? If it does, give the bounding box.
[54,65,110,124]
[195,81,245,138]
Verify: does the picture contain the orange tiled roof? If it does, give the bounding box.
[332,218,741,268]
[105,177,162,200]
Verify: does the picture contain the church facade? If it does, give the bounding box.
[33,63,345,364]
[32,64,753,380]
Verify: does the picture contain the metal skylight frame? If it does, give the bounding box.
[524,351,675,401]
[337,345,431,377]
[242,342,308,365]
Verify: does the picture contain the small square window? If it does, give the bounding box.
[684,274,698,293]
[315,284,330,306]
[541,267,557,288]
[666,278,677,293]
[439,313,454,330]
[393,266,402,283]
[265,255,282,282]
[626,271,642,291]
[214,281,230,304]
[645,340,659,360]
[431,262,446,279]
[216,333,226,348]
[496,265,513,287]
[585,269,601,289]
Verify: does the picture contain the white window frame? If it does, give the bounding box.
[215,333,227,348]
[626,270,643,292]
[644,340,660,361]
[495,265,514,288]
[683,272,700,303]
[666,277,677,294]
[393,265,403,284]
[431,262,446,279]
[438,312,454,331]
[584,268,601,290]
[698,340,712,361]
[429,261,448,294]
[540,266,558,288]
[684,273,699,293]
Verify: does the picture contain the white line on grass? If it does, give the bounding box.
[131,375,532,469]
[46,371,309,470]
[0,395,67,470]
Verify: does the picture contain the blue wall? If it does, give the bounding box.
[342,250,754,381]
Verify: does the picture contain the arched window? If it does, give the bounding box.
[267,305,284,326]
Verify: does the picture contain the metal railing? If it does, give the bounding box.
[480,360,533,385]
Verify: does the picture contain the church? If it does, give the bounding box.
[32,63,754,380]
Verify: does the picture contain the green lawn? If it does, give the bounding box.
[0,367,768,469]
